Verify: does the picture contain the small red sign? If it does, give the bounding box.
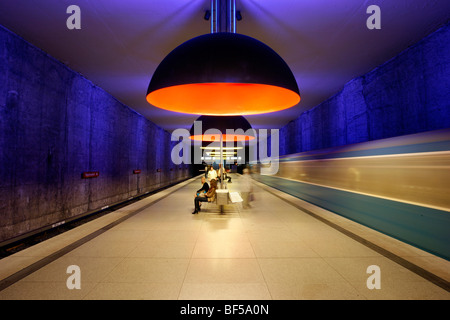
[133,169,141,174]
[156,168,162,172]
[82,171,99,179]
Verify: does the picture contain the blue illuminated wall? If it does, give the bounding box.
[0,25,192,244]
[279,23,450,155]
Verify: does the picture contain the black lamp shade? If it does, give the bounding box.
[189,115,255,141]
[147,33,300,115]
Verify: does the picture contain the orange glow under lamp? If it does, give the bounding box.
[147,82,300,115]
[189,134,255,142]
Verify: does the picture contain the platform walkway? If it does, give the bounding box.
[0,174,449,300]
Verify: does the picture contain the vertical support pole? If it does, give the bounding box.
[211,0,236,34]
[228,0,236,33]
[220,134,224,214]
[220,134,223,189]
[211,0,216,33]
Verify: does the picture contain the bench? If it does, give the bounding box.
[203,190,243,214]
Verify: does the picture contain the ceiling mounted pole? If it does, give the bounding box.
[220,133,224,189]
[229,0,236,33]
[211,0,236,33]
[210,0,216,33]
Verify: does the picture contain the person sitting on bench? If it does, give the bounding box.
[196,176,209,196]
[207,165,217,182]
[195,176,209,210]
[193,179,217,214]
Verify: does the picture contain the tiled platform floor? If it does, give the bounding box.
[0,174,449,300]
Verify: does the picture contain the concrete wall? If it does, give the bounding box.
[280,23,450,155]
[0,25,192,244]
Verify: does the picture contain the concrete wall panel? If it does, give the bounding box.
[0,25,192,243]
[280,23,450,155]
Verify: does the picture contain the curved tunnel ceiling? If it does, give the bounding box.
[0,0,449,131]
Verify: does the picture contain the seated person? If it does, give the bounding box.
[207,165,217,182]
[196,176,209,196]
[216,165,223,183]
[195,176,209,209]
[193,179,217,214]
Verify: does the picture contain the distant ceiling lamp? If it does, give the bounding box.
[146,0,300,116]
[207,152,237,155]
[189,115,255,142]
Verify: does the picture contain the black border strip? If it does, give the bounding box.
[254,180,450,293]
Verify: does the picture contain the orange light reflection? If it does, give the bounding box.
[147,82,300,115]
[190,134,255,142]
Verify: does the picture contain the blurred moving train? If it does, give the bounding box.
[252,128,450,260]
